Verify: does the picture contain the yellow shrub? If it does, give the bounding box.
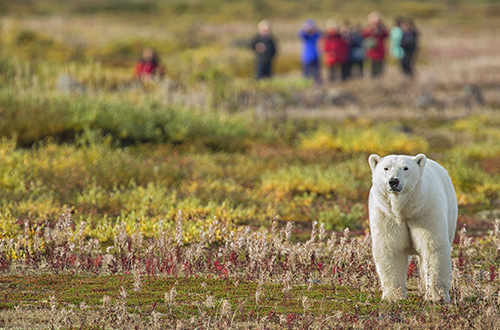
[16,197,64,222]
[0,209,20,239]
[300,125,429,155]
[299,131,342,151]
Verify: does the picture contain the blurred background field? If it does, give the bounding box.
[0,0,500,243]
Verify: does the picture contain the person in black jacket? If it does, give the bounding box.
[250,20,277,79]
[400,19,418,77]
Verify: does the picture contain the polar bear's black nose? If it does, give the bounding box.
[389,178,400,189]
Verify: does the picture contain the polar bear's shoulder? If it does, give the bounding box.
[423,159,452,184]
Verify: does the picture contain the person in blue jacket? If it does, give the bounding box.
[298,19,322,84]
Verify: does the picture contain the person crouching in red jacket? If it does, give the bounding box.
[324,19,350,82]
[362,12,388,78]
[134,48,164,81]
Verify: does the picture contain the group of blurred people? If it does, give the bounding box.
[250,11,418,83]
[132,12,418,84]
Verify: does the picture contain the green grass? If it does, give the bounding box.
[0,271,491,327]
[0,275,369,317]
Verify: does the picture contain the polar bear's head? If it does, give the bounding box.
[368,154,427,194]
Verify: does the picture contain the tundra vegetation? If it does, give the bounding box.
[0,0,500,328]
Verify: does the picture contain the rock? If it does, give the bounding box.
[307,279,322,284]
[475,209,500,221]
[326,89,359,107]
[303,89,327,108]
[463,84,484,105]
[415,93,437,109]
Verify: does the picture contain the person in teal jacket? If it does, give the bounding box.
[390,17,404,61]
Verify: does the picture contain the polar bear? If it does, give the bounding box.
[368,153,457,302]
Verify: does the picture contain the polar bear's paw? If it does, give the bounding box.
[381,287,407,301]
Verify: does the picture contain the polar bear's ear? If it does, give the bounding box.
[368,154,382,172]
[414,154,427,168]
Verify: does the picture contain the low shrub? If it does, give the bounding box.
[299,123,429,155]
[3,27,82,63]
[0,88,250,150]
[261,158,370,200]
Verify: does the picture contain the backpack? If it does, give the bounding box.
[400,31,417,51]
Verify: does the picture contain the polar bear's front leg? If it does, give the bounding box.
[371,231,410,300]
[411,224,452,302]
[374,251,409,300]
[418,246,452,302]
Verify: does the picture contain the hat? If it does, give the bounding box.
[305,19,317,27]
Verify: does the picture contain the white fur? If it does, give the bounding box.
[368,153,457,302]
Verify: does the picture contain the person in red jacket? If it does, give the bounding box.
[324,19,350,82]
[134,48,164,81]
[362,11,388,78]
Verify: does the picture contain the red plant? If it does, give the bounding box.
[458,251,465,271]
[287,312,297,329]
[332,266,342,285]
[0,253,10,272]
[489,265,498,282]
[214,260,228,279]
[183,262,193,276]
[407,259,417,278]
[145,257,154,276]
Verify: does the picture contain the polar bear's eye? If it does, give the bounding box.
[384,167,389,171]
[404,167,409,171]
